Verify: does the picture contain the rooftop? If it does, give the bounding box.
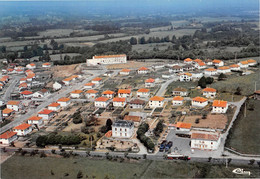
[112,120,134,128]
[212,100,227,108]
[13,123,31,130]
[176,122,192,129]
[191,131,220,141]
[95,97,109,102]
[172,96,184,101]
[203,87,217,93]
[102,90,115,95]
[93,54,126,59]
[38,109,54,115]
[137,88,150,93]
[7,101,20,105]
[192,96,208,102]
[57,97,70,102]
[150,96,164,101]
[129,99,145,105]
[118,89,131,94]
[86,89,98,94]
[27,116,42,121]
[0,131,17,139]
[113,97,126,102]
[48,102,61,107]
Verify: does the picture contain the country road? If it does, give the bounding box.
[2,75,21,101]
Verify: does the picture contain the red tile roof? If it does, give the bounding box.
[92,77,102,81]
[38,109,54,115]
[172,96,184,101]
[149,96,164,101]
[13,123,31,130]
[184,58,192,62]
[213,59,222,63]
[85,82,95,86]
[94,54,126,59]
[48,102,61,107]
[212,100,227,108]
[192,97,208,103]
[2,108,14,114]
[27,116,42,121]
[124,115,141,122]
[102,90,115,95]
[205,68,217,72]
[0,131,17,139]
[176,122,192,129]
[191,132,219,141]
[120,69,131,72]
[137,88,150,93]
[145,78,155,83]
[7,101,20,105]
[113,97,126,102]
[95,97,109,102]
[71,90,83,94]
[138,67,148,71]
[86,89,98,94]
[57,97,70,102]
[203,88,216,93]
[118,89,131,94]
[20,90,33,95]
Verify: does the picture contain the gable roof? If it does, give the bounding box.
[218,66,230,70]
[27,116,42,121]
[191,131,219,141]
[7,101,20,105]
[38,109,54,115]
[145,78,155,83]
[95,97,109,102]
[85,82,95,86]
[71,90,83,94]
[3,108,14,114]
[102,90,115,95]
[48,102,61,107]
[173,87,187,92]
[240,61,248,65]
[212,100,227,108]
[57,97,70,102]
[247,59,256,63]
[118,89,131,94]
[203,88,216,93]
[184,58,192,62]
[124,115,141,122]
[92,77,102,81]
[176,122,192,129]
[86,89,98,94]
[113,97,126,102]
[198,62,206,66]
[20,90,33,95]
[229,64,240,68]
[120,69,131,72]
[172,96,184,101]
[149,96,164,101]
[13,123,31,130]
[192,96,207,102]
[138,67,148,71]
[205,68,217,72]
[0,131,17,139]
[137,88,150,93]
[213,59,222,63]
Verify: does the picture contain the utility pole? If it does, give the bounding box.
[244,102,246,118]
[235,52,237,63]
[226,158,228,168]
[255,81,257,92]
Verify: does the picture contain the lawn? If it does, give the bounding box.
[225,99,260,154]
[2,155,260,178]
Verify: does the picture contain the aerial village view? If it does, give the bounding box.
[0,0,259,178]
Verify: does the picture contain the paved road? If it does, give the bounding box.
[156,77,177,96]
[0,69,107,133]
[2,75,21,101]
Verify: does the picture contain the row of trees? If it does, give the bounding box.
[137,123,155,151]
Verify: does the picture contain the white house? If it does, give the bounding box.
[137,88,150,98]
[13,123,32,136]
[202,88,217,98]
[184,58,193,64]
[145,78,155,88]
[205,59,213,66]
[172,87,188,96]
[91,77,102,85]
[57,97,71,107]
[119,69,131,75]
[26,63,36,69]
[238,61,249,68]
[175,122,192,132]
[217,66,231,74]
[84,82,95,89]
[102,90,115,99]
[42,62,51,68]
[48,102,61,111]
[247,59,257,66]
[53,81,63,90]
[149,96,165,108]
[137,67,149,74]
[20,90,33,99]
[172,96,184,106]
[179,73,192,82]
[193,59,203,64]
[183,64,195,71]
[191,131,221,150]
[20,77,27,84]
[86,89,99,99]
[2,108,14,117]
[194,62,206,69]
[212,100,228,113]
[169,65,183,73]
[112,120,134,138]
[213,59,224,67]
[204,68,217,76]
[62,77,73,86]
[87,54,127,66]
[118,89,132,98]
[129,99,145,109]
[27,116,44,126]
[112,97,127,107]
[7,101,21,111]
[38,109,55,120]
[33,89,49,98]
[229,64,241,71]
[70,90,83,98]
[95,97,110,108]
[192,97,208,108]
[0,131,18,145]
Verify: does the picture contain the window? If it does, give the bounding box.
[125,133,127,136]
[125,129,127,132]
[115,128,117,131]
[120,128,122,131]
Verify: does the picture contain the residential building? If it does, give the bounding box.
[202,88,217,98]
[87,54,127,66]
[183,64,194,71]
[20,90,33,99]
[172,96,184,106]
[42,62,51,68]
[213,59,224,67]
[217,66,231,74]
[184,58,193,64]
[191,131,221,150]
[175,122,192,132]
[19,83,28,91]
[7,101,21,111]
[172,87,188,96]
[13,123,32,136]
[179,73,192,82]
[102,90,115,99]
[229,64,241,71]
[193,59,203,64]
[149,96,165,108]
[57,97,71,107]
[254,90,260,100]
[137,88,150,98]
[94,97,110,108]
[205,59,213,66]
[48,102,61,111]
[118,89,132,98]
[86,89,99,99]
[112,120,134,138]
[26,63,36,69]
[84,82,95,89]
[204,68,217,76]
[27,116,43,126]
[113,97,127,107]
[124,115,141,126]
[91,77,102,85]
[62,77,73,86]
[33,89,49,98]
[145,78,155,88]
[192,97,208,108]
[38,109,55,120]
[20,78,27,84]
[169,65,183,73]
[195,62,206,69]
[53,81,63,90]
[70,90,83,98]
[137,67,149,74]
[212,100,228,113]
[2,108,14,117]
[119,69,131,75]
[238,61,249,68]
[247,59,257,66]
[0,131,18,145]
[129,99,145,109]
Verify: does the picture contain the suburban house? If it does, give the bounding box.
[102,90,115,99]
[195,62,206,69]
[184,58,193,64]
[175,122,192,132]
[137,67,149,74]
[119,69,131,75]
[48,102,61,111]
[169,65,183,73]
[86,89,99,99]
[0,131,18,145]
[124,115,141,126]
[229,64,241,71]
[213,59,224,67]
[70,90,83,98]
[94,97,110,108]
[247,59,257,66]
[38,109,55,120]
[129,99,145,109]
[20,90,33,99]
[172,87,188,96]
[253,90,260,100]
[179,73,192,82]
[26,63,36,69]
[27,116,43,126]
[183,64,194,71]
[137,88,150,98]
[112,97,127,107]
[205,59,213,66]
[217,66,231,74]
[149,96,165,108]
[118,89,132,98]
[7,101,21,111]
[19,83,28,91]
[86,54,127,66]
[193,59,203,64]
[204,68,217,76]
[191,72,203,79]
[212,100,228,113]
[2,108,15,117]
[53,81,63,90]
[238,61,249,68]
[20,77,27,84]
[42,62,51,68]
[172,96,184,106]
[13,123,32,136]
[62,77,73,86]
[57,97,71,107]
[112,120,134,138]
[15,69,24,74]
[202,88,217,98]
[84,82,95,89]
[33,89,49,98]
[145,78,155,88]
[152,64,165,70]
[91,77,103,85]
[192,97,208,108]
[191,131,221,150]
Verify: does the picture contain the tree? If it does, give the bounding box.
[249,159,255,165]
[129,37,137,45]
[36,135,48,147]
[138,37,146,44]
[234,87,242,95]
[195,118,200,124]
[205,77,214,84]
[106,119,113,131]
[77,171,83,178]
[72,111,83,124]
[198,76,207,88]
[218,73,227,81]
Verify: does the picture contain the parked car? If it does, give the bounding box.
[159,140,167,152]
[165,141,173,152]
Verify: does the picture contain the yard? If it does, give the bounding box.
[165,81,197,97]
[1,155,260,178]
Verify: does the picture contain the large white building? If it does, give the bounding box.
[149,96,165,108]
[112,120,134,138]
[87,54,127,66]
[113,97,127,107]
[212,100,228,113]
[94,97,110,108]
[192,97,208,108]
[191,131,221,150]
[13,123,32,136]
[137,88,150,98]
[0,131,18,145]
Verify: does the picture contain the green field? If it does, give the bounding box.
[225,99,260,154]
[2,155,260,178]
